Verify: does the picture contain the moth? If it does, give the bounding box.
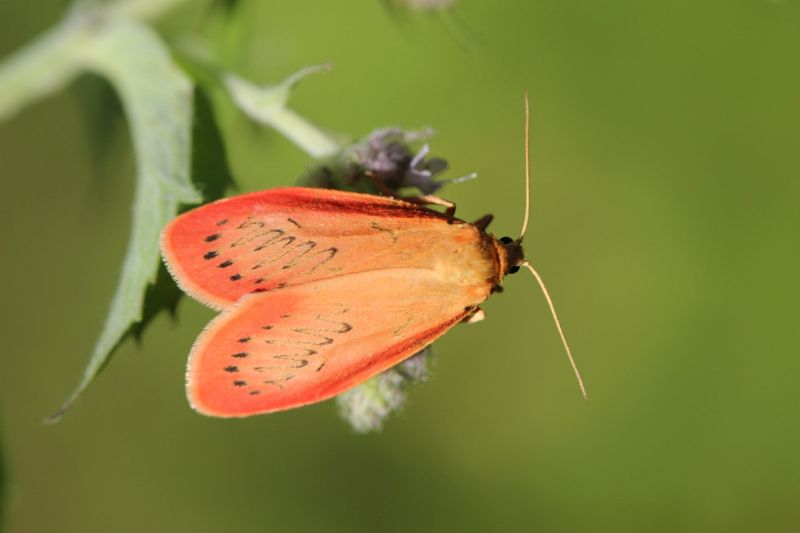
[161,97,586,417]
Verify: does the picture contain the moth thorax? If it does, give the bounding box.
[432,252,494,287]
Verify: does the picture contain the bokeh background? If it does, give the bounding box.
[1,1,799,532]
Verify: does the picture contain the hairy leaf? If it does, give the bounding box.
[129,88,236,341]
[0,13,85,121]
[0,1,190,121]
[48,18,200,422]
[224,64,341,158]
[74,73,125,187]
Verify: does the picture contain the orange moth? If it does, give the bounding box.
[161,96,586,417]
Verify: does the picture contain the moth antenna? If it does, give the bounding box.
[519,91,531,240]
[522,262,588,401]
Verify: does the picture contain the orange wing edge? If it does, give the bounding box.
[160,218,233,312]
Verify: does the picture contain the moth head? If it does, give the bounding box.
[498,236,525,275]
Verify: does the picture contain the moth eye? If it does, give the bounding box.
[499,236,514,244]
[509,265,520,274]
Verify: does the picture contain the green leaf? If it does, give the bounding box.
[47,18,200,422]
[0,1,212,421]
[74,73,125,187]
[224,64,341,159]
[189,87,237,203]
[129,87,236,341]
[0,13,86,121]
[0,1,190,121]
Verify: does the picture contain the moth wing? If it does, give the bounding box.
[187,268,489,417]
[161,187,479,311]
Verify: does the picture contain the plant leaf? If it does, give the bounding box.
[74,73,125,189]
[47,18,200,422]
[0,1,191,121]
[0,14,85,121]
[129,87,236,340]
[189,87,237,203]
[224,64,341,159]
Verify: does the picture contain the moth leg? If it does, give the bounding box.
[462,307,486,324]
[472,214,493,231]
[364,170,457,218]
[403,195,456,218]
[364,171,397,196]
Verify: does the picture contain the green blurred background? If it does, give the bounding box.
[1,1,799,532]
